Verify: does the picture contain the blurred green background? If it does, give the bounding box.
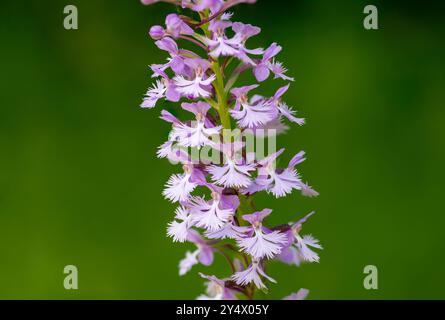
[1,0,444,299]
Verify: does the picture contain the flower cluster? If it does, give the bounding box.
[141,0,321,300]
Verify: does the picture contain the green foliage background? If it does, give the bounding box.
[0,0,444,299]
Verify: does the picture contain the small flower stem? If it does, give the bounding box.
[237,194,256,225]
[248,284,256,300]
[224,62,249,93]
[179,35,208,51]
[221,56,234,73]
[193,9,224,28]
[216,248,236,274]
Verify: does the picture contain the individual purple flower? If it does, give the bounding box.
[197,186,245,239]
[231,22,264,65]
[205,19,239,58]
[155,37,187,74]
[182,0,224,12]
[140,80,167,109]
[149,25,165,40]
[157,140,175,159]
[189,190,234,232]
[205,215,247,240]
[232,22,261,44]
[259,149,302,197]
[294,234,322,262]
[253,43,293,82]
[174,58,216,98]
[172,102,222,148]
[179,230,214,276]
[237,209,287,259]
[158,110,195,152]
[163,164,206,202]
[141,68,180,109]
[156,140,189,163]
[243,94,290,136]
[269,60,294,82]
[167,206,195,242]
[179,251,199,276]
[160,109,216,162]
[147,13,194,40]
[159,109,189,147]
[166,13,195,38]
[279,212,322,264]
[253,149,318,198]
[197,273,237,300]
[231,259,276,289]
[268,84,305,125]
[207,142,256,188]
[230,85,276,128]
[283,289,310,300]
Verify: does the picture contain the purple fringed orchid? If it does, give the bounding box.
[258,149,312,198]
[174,59,216,98]
[237,209,287,260]
[189,184,237,232]
[231,22,264,65]
[140,0,321,300]
[205,215,246,240]
[230,85,276,128]
[182,0,225,12]
[163,163,206,202]
[150,13,195,39]
[174,102,222,148]
[197,273,237,300]
[283,289,310,300]
[278,212,323,265]
[269,84,305,125]
[254,43,294,82]
[179,230,214,275]
[141,68,180,108]
[206,19,238,58]
[231,259,276,290]
[155,37,188,74]
[167,206,194,242]
[207,141,256,188]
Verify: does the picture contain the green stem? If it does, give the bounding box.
[199,13,231,130]
[211,61,232,130]
[237,195,256,224]
[216,247,236,274]
[197,11,262,301]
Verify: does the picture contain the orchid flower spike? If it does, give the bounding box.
[140,0,320,300]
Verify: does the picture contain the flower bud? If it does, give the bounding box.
[149,25,165,40]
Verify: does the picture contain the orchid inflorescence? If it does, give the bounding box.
[140,0,322,300]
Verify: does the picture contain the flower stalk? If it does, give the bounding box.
[140,0,321,300]
[211,60,232,129]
